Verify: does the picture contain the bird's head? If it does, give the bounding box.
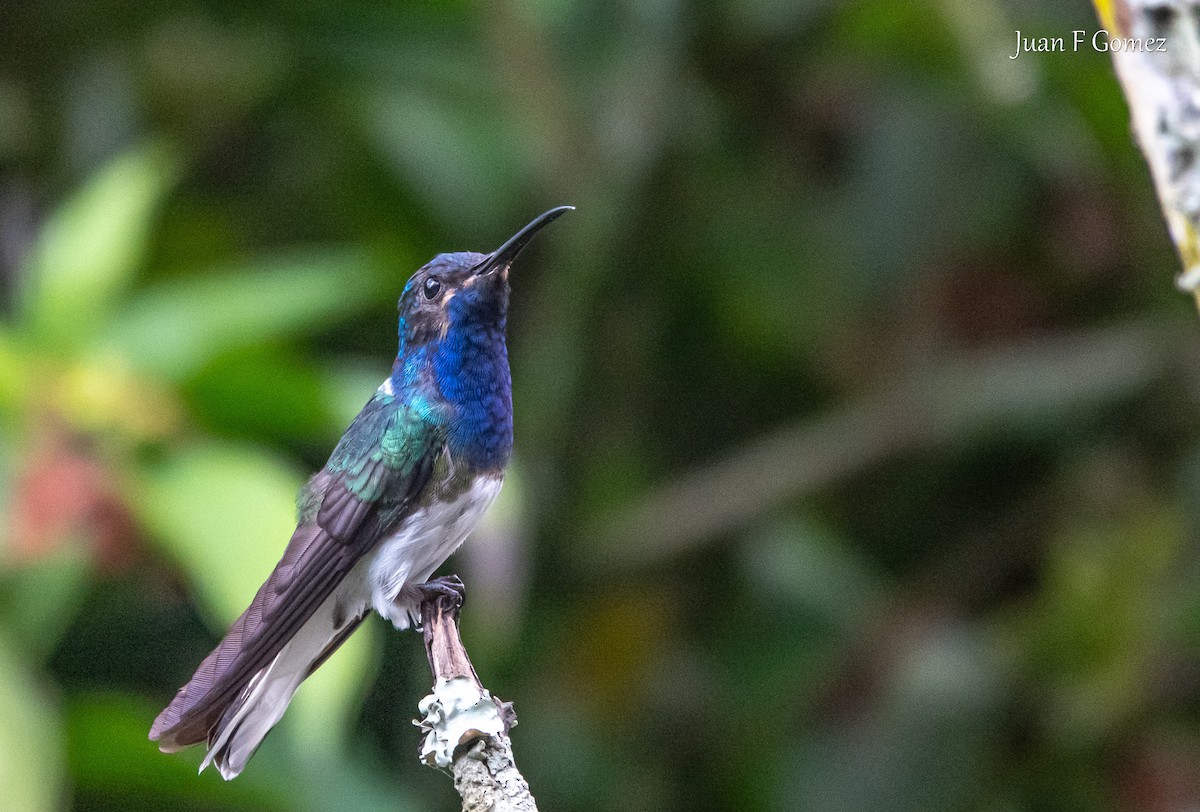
[396,206,573,354]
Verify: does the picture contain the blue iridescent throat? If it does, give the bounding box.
[434,317,512,472]
[391,289,512,472]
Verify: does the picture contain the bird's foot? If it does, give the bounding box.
[418,574,466,608]
[411,575,466,630]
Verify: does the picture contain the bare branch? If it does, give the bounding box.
[416,582,538,812]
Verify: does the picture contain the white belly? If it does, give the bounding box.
[367,474,503,628]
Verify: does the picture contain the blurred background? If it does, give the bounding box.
[1,0,1197,810]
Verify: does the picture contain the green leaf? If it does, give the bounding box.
[67,692,415,811]
[0,545,91,663]
[66,692,289,810]
[94,251,381,380]
[23,144,179,348]
[0,633,64,812]
[0,329,28,413]
[186,347,344,444]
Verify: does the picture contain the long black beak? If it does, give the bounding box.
[474,205,574,275]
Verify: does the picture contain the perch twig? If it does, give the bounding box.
[416,579,537,812]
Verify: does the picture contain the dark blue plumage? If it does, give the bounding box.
[435,316,512,471]
[385,250,515,472]
[150,207,572,779]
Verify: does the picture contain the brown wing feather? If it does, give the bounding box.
[149,518,360,750]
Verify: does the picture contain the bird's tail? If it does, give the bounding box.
[151,592,365,780]
[208,606,364,778]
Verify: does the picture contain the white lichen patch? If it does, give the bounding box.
[416,676,507,769]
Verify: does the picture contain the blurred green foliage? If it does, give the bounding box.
[2,1,1200,810]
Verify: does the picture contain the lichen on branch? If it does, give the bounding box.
[415,583,538,812]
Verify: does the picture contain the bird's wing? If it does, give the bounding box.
[150,397,443,749]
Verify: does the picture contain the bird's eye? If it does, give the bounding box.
[423,277,442,299]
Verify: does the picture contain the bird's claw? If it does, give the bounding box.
[418,574,465,606]
[412,575,466,630]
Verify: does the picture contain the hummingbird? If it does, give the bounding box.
[149,206,573,779]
